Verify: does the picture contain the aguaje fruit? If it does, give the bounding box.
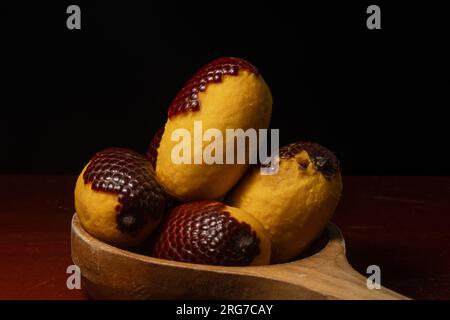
[151,201,271,266]
[154,57,273,201]
[226,142,343,263]
[147,127,164,169]
[74,148,167,247]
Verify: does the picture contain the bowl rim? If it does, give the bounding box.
[71,213,344,273]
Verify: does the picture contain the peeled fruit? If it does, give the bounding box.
[74,148,167,247]
[154,57,273,201]
[151,201,271,266]
[226,142,343,263]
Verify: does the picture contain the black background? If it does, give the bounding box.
[1,2,449,175]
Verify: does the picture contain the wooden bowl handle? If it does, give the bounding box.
[254,224,410,300]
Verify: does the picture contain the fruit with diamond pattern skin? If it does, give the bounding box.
[154,57,272,201]
[151,200,271,266]
[75,148,166,247]
[226,142,343,263]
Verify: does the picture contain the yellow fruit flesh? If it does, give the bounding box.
[225,205,271,266]
[156,71,272,201]
[74,166,160,247]
[226,151,343,263]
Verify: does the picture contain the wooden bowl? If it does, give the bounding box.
[71,214,408,299]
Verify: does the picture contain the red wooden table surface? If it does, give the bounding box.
[0,175,449,300]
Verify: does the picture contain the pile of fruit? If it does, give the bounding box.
[74,57,343,266]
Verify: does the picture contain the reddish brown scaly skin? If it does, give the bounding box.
[147,127,165,169]
[167,57,259,119]
[151,58,259,168]
[83,148,167,234]
[151,201,261,266]
[279,142,340,179]
[146,128,181,210]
